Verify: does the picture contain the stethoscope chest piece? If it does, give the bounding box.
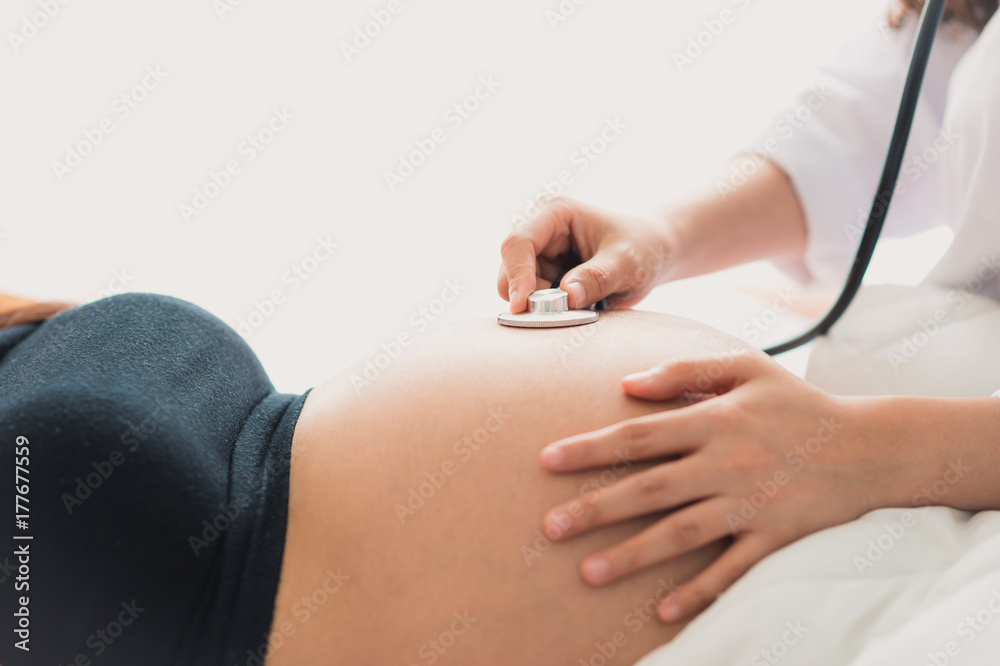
[498,289,599,329]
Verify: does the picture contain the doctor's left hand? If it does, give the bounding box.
[539,351,888,624]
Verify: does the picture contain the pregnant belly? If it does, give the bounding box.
[268,311,739,665]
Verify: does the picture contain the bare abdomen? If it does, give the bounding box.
[268,311,740,665]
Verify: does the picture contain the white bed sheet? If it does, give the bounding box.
[638,283,1000,666]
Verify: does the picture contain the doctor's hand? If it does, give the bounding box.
[497,197,673,313]
[539,351,887,623]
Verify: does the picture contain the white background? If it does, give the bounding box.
[0,0,945,392]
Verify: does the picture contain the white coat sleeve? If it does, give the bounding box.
[738,16,976,289]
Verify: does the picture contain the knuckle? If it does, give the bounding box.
[500,231,529,258]
[618,419,651,448]
[617,245,643,286]
[580,264,614,296]
[585,262,614,295]
[541,195,575,215]
[634,474,667,503]
[578,497,601,528]
[735,351,767,373]
[669,518,702,548]
[709,400,749,433]
[721,448,758,477]
[668,358,698,378]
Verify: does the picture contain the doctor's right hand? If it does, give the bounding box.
[497,197,675,313]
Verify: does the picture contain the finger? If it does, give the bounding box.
[657,534,772,623]
[499,207,573,313]
[560,244,634,310]
[622,354,765,401]
[497,264,511,302]
[540,408,708,472]
[576,496,736,586]
[537,255,563,289]
[498,227,546,313]
[544,457,716,540]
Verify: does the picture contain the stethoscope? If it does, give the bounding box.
[501,0,949,355]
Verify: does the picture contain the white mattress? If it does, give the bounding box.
[637,284,1000,665]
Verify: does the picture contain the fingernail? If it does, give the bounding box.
[659,601,682,623]
[540,446,565,468]
[624,369,654,384]
[583,558,611,583]
[564,281,585,309]
[544,513,566,539]
[509,289,519,307]
[657,592,682,622]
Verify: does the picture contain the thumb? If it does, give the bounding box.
[622,354,759,401]
[560,247,631,309]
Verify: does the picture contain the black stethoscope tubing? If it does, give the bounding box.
[764,0,949,355]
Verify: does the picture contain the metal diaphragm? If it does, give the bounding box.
[497,289,599,329]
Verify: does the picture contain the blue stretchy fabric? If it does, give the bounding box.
[0,293,308,666]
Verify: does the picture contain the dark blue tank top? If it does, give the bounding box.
[0,293,308,666]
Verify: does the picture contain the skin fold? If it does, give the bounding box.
[265,310,745,666]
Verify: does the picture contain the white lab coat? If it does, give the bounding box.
[747,9,1000,398]
[637,21,1000,666]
